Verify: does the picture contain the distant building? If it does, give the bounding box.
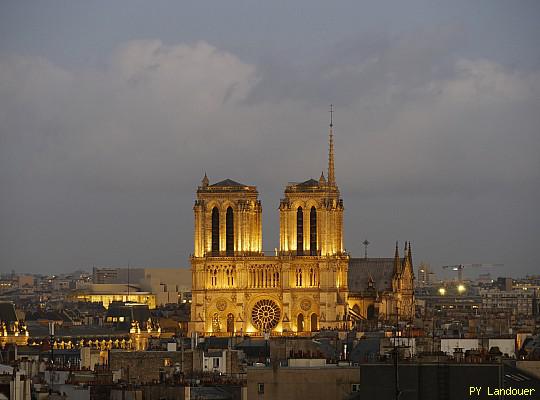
[0,302,29,347]
[480,287,535,317]
[72,283,156,309]
[247,364,360,400]
[92,267,190,306]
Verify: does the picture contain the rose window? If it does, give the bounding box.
[216,299,227,311]
[300,299,311,311]
[251,299,281,331]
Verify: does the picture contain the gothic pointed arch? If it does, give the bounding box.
[310,313,318,332]
[310,206,317,255]
[297,313,304,332]
[297,207,304,255]
[227,313,234,333]
[367,304,376,320]
[226,206,234,256]
[211,207,219,256]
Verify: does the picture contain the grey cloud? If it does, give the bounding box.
[1,34,539,276]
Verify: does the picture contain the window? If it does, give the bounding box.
[352,384,360,392]
[296,207,303,255]
[297,313,304,332]
[213,357,220,369]
[226,207,234,256]
[309,206,317,255]
[258,383,265,394]
[211,269,218,287]
[211,207,219,255]
[164,358,172,367]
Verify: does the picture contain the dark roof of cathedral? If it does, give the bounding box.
[0,302,17,322]
[210,179,246,187]
[348,258,396,293]
[285,178,327,193]
[297,178,320,187]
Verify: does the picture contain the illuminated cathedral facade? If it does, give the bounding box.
[190,112,413,336]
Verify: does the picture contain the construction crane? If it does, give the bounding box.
[441,263,504,282]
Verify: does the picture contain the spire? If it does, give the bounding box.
[407,241,413,266]
[202,172,209,187]
[319,171,326,186]
[394,241,401,273]
[327,104,336,187]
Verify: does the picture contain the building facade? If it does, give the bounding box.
[190,115,413,336]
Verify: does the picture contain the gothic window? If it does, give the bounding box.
[211,269,218,287]
[352,304,360,316]
[296,207,303,255]
[211,207,219,256]
[309,268,314,286]
[297,313,304,332]
[251,299,281,331]
[296,269,303,287]
[227,313,234,333]
[310,313,318,332]
[226,207,234,256]
[367,305,376,320]
[310,206,317,255]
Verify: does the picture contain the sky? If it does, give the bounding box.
[1,1,539,279]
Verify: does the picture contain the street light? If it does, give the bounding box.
[438,287,446,296]
[457,284,466,293]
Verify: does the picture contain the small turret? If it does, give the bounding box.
[201,173,209,188]
[319,171,326,186]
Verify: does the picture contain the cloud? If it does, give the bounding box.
[0,40,259,191]
[1,36,539,273]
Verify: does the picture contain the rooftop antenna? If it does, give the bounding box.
[362,239,370,259]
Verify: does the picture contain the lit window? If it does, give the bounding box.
[164,358,172,366]
[257,383,264,394]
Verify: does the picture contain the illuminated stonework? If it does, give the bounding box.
[0,302,29,348]
[190,119,349,336]
[73,293,156,309]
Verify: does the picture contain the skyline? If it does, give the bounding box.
[1,1,539,276]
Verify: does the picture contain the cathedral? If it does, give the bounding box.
[190,112,414,336]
